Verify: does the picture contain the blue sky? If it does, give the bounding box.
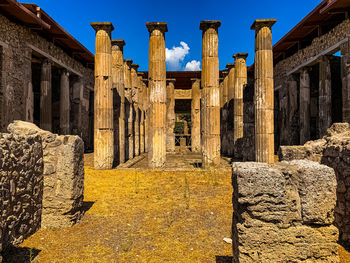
[21,0,322,71]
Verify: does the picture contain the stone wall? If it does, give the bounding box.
[279,122,350,244]
[8,121,84,228]
[232,160,339,263]
[0,12,93,148]
[0,129,44,258]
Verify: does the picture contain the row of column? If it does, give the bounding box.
[91,22,148,169]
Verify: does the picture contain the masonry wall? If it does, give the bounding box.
[232,160,339,263]
[274,19,350,148]
[0,130,44,259]
[279,123,350,244]
[0,13,94,149]
[8,121,85,228]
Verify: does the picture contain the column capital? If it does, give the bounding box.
[124,59,133,67]
[166,78,176,85]
[111,39,125,51]
[137,72,145,78]
[59,68,69,76]
[226,63,235,69]
[90,22,114,33]
[233,53,248,61]
[199,20,221,31]
[131,64,139,71]
[221,70,228,77]
[250,19,276,31]
[146,22,168,33]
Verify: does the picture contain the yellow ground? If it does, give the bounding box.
[18,154,234,262]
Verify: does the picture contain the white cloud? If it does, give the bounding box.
[185,60,201,71]
[166,41,190,70]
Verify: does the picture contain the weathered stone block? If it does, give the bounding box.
[232,160,339,263]
[8,121,84,228]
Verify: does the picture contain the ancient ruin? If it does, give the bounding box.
[1,0,350,261]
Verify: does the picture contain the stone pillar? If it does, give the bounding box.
[91,22,114,169]
[166,79,176,152]
[319,55,332,138]
[146,22,167,168]
[59,69,70,134]
[300,68,311,144]
[191,78,201,153]
[221,70,228,155]
[138,74,145,154]
[223,70,228,106]
[131,64,140,156]
[124,59,134,160]
[142,78,149,153]
[40,59,52,131]
[112,39,126,164]
[251,19,276,164]
[200,20,221,168]
[226,63,235,156]
[341,41,350,123]
[233,53,248,144]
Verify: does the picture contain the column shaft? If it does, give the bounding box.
[60,69,70,134]
[91,22,114,169]
[191,79,201,152]
[146,22,168,168]
[319,56,332,137]
[300,68,310,144]
[40,59,52,131]
[251,19,276,164]
[124,59,134,160]
[131,64,140,156]
[226,63,235,156]
[166,80,176,152]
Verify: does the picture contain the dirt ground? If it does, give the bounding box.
[15,154,233,262]
[5,153,350,262]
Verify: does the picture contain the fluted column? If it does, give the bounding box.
[226,63,235,156]
[142,78,149,153]
[112,39,126,164]
[124,59,134,160]
[233,53,248,144]
[131,64,140,156]
[146,22,168,168]
[200,21,221,168]
[59,69,70,134]
[319,55,332,138]
[138,74,145,154]
[91,22,114,169]
[251,19,276,164]
[40,59,52,131]
[221,70,228,155]
[191,78,201,153]
[300,68,311,144]
[166,79,176,152]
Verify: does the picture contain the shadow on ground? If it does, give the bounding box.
[216,255,233,262]
[2,245,40,263]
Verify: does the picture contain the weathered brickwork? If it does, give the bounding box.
[0,130,44,258]
[279,123,350,244]
[8,121,84,228]
[0,13,93,148]
[274,19,350,148]
[232,160,339,263]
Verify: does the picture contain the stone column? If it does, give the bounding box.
[319,55,332,138]
[138,74,145,154]
[59,69,70,134]
[91,22,114,169]
[200,20,221,167]
[131,64,140,156]
[233,53,248,144]
[112,39,126,164]
[142,78,149,153]
[166,79,176,152]
[146,22,167,168]
[191,78,201,153]
[226,63,235,156]
[40,59,52,131]
[251,19,276,164]
[221,70,228,155]
[341,41,350,123]
[300,68,311,144]
[124,59,134,160]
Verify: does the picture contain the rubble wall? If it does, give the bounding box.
[232,160,339,263]
[0,130,44,259]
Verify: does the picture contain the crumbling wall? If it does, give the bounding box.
[0,130,44,259]
[279,122,350,244]
[8,121,84,228]
[232,160,339,263]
